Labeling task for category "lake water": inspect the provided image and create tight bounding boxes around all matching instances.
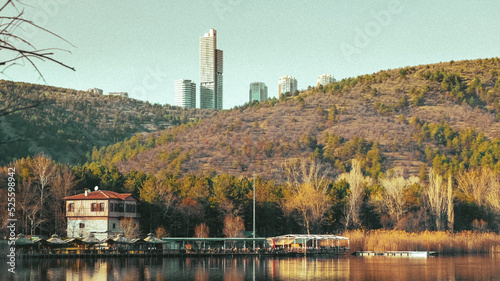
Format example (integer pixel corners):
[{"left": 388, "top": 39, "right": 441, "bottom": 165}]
[{"left": 1, "top": 254, "right": 499, "bottom": 280}]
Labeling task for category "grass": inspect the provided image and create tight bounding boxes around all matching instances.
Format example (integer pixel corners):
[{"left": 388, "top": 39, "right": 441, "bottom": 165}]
[{"left": 342, "top": 230, "right": 500, "bottom": 254}]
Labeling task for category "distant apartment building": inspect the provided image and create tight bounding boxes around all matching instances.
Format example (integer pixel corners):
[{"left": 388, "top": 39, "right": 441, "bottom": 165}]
[
  {"left": 278, "top": 75, "right": 298, "bottom": 97},
  {"left": 200, "top": 28, "right": 223, "bottom": 110},
  {"left": 249, "top": 82, "right": 268, "bottom": 102},
  {"left": 63, "top": 190, "right": 140, "bottom": 240},
  {"left": 87, "top": 88, "right": 103, "bottom": 95},
  {"left": 108, "top": 92, "right": 129, "bottom": 98},
  {"left": 174, "top": 79, "right": 196, "bottom": 108},
  {"left": 317, "top": 74, "right": 336, "bottom": 86}
]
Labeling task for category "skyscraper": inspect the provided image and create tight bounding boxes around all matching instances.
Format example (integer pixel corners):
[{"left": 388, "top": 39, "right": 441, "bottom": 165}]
[
  {"left": 200, "top": 28, "right": 223, "bottom": 109},
  {"left": 317, "top": 74, "right": 336, "bottom": 86},
  {"left": 249, "top": 82, "right": 268, "bottom": 102},
  {"left": 278, "top": 75, "right": 298, "bottom": 97},
  {"left": 174, "top": 79, "right": 196, "bottom": 108}
]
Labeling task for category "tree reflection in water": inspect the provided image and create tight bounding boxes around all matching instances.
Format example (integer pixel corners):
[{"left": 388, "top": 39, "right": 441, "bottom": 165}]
[{"left": 2, "top": 254, "right": 500, "bottom": 280}]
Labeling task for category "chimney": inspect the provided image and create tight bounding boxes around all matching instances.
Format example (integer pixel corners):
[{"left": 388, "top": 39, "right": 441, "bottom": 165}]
[{"left": 85, "top": 188, "right": 89, "bottom": 196}]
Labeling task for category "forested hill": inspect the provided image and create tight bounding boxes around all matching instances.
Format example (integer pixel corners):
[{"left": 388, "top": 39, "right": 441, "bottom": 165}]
[
  {"left": 0, "top": 80, "right": 215, "bottom": 165},
  {"left": 91, "top": 58, "right": 500, "bottom": 181}
]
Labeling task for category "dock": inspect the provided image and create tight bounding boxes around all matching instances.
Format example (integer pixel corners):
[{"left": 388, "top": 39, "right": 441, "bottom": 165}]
[{"left": 355, "top": 251, "right": 437, "bottom": 257}]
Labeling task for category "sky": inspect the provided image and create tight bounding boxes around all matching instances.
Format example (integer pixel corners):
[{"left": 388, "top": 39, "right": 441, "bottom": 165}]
[{"left": 5, "top": 0, "right": 500, "bottom": 109}]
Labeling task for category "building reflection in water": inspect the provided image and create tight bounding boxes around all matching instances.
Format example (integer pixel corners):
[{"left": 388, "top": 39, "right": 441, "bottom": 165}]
[{"left": 3, "top": 253, "right": 500, "bottom": 280}]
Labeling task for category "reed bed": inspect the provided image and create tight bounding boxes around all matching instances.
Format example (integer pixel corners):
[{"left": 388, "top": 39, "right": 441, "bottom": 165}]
[{"left": 342, "top": 230, "right": 500, "bottom": 254}]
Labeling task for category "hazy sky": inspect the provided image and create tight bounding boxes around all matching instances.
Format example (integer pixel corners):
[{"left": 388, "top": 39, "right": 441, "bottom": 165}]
[{"left": 7, "top": 0, "right": 500, "bottom": 109}]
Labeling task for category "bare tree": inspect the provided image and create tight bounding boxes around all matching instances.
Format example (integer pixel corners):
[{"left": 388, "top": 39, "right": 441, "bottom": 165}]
[
  {"left": 30, "top": 153, "right": 56, "bottom": 233},
  {"left": 447, "top": 174, "right": 454, "bottom": 232},
  {"left": 377, "top": 169, "right": 419, "bottom": 227},
  {"left": 223, "top": 215, "right": 244, "bottom": 238},
  {"left": 178, "top": 197, "right": 204, "bottom": 237},
  {"left": 457, "top": 168, "right": 489, "bottom": 206},
  {"left": 338, "top": 159, "right": 372, "bottom": 230},
  {"left": 120, "top": 217, "right": 140, "bottom": 239},
  {"left": 0, "top": 0, "right": 74, "bottom": 80},
  {"left": 0, "top": 0, "right": 74, "bottom": 138},
  {"left": 424, "top": 168, "right": 448, "bottom": 230},
  {"left": 49, "top": 166, "right": 75, "bottom": 234},
  {"left": 458, "top": 167, "right": 500, "bottom": 227},
  {"left": 281, "top": 158, "right": 332, "bottom": 234},
  {"left": 194, "top": 223, "right": 209, "bottom": 238}
]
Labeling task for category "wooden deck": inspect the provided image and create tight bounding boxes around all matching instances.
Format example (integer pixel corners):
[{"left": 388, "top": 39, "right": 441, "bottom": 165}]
[{"left": 15, "top": 247, "right": 350, "bottom": 259}]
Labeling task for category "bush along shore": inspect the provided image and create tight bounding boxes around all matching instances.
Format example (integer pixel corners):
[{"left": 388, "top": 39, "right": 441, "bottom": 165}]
[{"left": 344, "top": 230, "right": 500, "bottom": 254}]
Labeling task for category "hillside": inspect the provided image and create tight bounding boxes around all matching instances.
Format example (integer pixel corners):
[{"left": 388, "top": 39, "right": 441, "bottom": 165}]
[
  {"left": 0, "top": 80, "right": 215, "bottom": 165},
  {"left": 91, "top": 58, "right": 500, "bottom": 181}
]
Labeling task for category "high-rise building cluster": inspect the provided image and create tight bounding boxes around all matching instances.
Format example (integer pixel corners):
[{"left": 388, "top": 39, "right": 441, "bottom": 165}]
[
  {"left": 175, "top": 28, "right": 223, "bottom": 110},
  {"left": 173, "top": 29, "right": 336, "bottom": 109}
]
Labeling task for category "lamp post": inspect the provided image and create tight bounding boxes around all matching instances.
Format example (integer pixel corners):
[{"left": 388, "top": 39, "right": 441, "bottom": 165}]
[{"left": 253, "top": 173, "right": 256, "bottom": 250}]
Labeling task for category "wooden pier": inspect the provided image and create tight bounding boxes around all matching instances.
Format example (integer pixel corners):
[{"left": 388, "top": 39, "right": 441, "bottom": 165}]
[
  {"left": 15, "top": 247, "right": 350, "bottom": 259},
  {"left": 355, "top": 251, "right": 437, "bottom": 257}
]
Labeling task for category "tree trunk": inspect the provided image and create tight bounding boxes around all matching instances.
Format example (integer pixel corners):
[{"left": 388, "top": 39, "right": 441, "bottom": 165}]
[{"left": 447, "top": 175, "right": 454, "bottom": 232}]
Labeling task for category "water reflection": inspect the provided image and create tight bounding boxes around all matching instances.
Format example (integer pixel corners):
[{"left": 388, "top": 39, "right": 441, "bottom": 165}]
[{"left": 1, "top": 254, "right": 499, "bottom": 280}]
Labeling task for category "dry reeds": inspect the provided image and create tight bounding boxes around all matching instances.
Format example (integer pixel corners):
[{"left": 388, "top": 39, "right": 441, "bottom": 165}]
[{"left": 342, "top": 230, "right": 500, "bottom": 254}]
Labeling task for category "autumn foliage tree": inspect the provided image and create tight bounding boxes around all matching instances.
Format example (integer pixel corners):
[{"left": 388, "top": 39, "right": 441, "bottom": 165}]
[
  {"left": 223, "top": 215, "right": 244, "bottom": 238},
  {"left": 282, "top": 158, "right": 331, "bottom": 234}
]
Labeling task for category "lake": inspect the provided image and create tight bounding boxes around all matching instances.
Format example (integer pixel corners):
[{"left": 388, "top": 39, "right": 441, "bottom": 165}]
[{"left": 1, "top": 254, "right": 499, "bottom": 280}]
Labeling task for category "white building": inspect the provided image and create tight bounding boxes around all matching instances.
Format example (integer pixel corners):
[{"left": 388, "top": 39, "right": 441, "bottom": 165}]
[
  {"left": 108, "top": 92, "right": 129, "bottom": 98},
  {"left": 317, "top": 74, "right": 336, "bottom": 86},
  {"left": 200, "top": 28, "right": 223, "bottom": 109},
  {"left": 87, "top": 88, "right": 103, "bottom": 95},
  {"left": 249, "top": 82, "right": 268, "bottom": 102},
  {"left": 279, "top": 75, "right": 298, "bottom": 97},
  {"left": 63, "top": 190, "right": 140, "bottom": 240},
  {"left": 174, "top": 79, "right": 196, "bottom": 108}
]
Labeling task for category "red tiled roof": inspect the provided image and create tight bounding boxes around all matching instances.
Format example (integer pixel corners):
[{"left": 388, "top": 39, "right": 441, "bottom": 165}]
[{"left": 62, "top": 190, "right": 137, "bottom": 201}]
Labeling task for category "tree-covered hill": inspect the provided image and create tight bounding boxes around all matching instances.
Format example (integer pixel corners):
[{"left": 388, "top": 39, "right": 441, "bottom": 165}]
[
  {"left": 91, "top": 58, "right": 500, "bottom": 181},
  {"left": 0, "top": 80, "right": 215, "bottom": 165}
]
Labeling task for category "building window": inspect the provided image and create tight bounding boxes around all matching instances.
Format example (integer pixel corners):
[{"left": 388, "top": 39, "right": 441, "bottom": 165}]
[
  {"left": 79, "top": 223, "right": 85, "bottom": 229},
  {"left": 91, "top": 203, "right": 105, "bottom": 212},
  {"left": 116, "top": 203, "right": 124, "bottom": 212},
  {"left": 68, "top": 203, "right": 74, "bottom": 212},
  {"left": 112, "top": 223, "right": 116, "bottom": 229},
  {"left": 126, "top": 204, "right": 136, "bottom": 213},
  {"left": 110, "top": 203, "right": 114, "bottom": 212}
]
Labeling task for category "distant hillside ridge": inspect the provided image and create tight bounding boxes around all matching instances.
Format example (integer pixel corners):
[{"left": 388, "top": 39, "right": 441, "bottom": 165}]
[
  {"left": 88, "top": 58, "right": 500, "bottom": 181},
  {"left": 0, "top": 80, "right": 215, "bottom": 165}
]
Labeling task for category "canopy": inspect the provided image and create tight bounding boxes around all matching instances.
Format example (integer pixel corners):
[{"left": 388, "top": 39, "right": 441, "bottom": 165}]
[
  {"left": 15, "top": 234, "right": 34, "bottom": 246},
  {"left": 105, "top": 233, "right": 131, "bottom": 244},
  {"left": 81, "top": 233, "right": 101, "bottom": 245},
  {"left": 46, "top": 234, "right": 68, "bottom": 246},
  {"left": 144, "top": 233, "right": 165, "bottom": 244}
]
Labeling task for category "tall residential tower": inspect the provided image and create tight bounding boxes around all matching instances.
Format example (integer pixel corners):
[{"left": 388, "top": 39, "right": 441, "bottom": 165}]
[
  {"left": 200, "top": 28, "right": 223, "bottom": 109},
  {"left": 278, "top": 75, "right": 298, "bottom": 97},
  {"left": 317, "top": 74, "right": 336, "bottom": 86},
  {"left": 174, "top": 79, "right": 196, "bottom": 108},
  {"left": 249, "top": 82, "right": 268, "bottom": 102}
]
